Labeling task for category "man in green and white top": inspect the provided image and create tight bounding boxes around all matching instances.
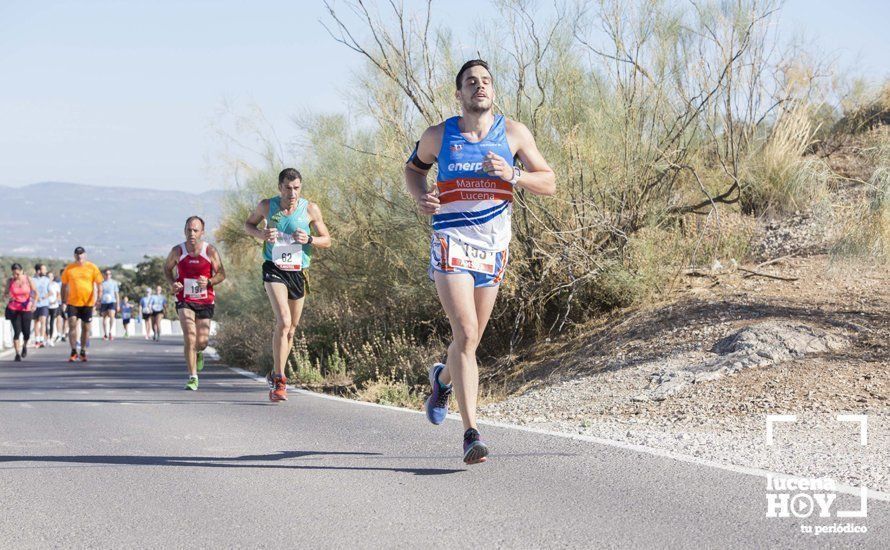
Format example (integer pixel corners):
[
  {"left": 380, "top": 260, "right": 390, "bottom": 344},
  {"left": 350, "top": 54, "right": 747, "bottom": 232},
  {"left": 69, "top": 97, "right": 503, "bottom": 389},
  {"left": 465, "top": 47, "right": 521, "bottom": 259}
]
[{"left": 243, "top": 168, "right": 332, "bottom": 402}]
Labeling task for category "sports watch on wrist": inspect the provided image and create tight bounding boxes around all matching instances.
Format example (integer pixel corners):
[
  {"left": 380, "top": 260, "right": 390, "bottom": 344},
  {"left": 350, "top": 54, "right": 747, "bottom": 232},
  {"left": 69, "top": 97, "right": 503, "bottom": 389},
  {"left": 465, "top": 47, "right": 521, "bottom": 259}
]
[
  {"left": 509, "top": 166, "right": 521, "bottom": 186},
  {"left": 306, "top": 235, "right": 314, "bottom": 245}
]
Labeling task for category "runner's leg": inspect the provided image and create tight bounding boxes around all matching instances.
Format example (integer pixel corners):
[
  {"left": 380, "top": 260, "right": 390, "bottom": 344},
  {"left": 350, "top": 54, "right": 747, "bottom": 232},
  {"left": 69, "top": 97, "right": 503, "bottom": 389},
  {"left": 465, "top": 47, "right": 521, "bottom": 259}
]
[
  {"left": 34, "top": 314, "right": 44, "bottom": 344},
  {"left": 21, "top": 311, "right": 31, "bottom": 348},
  {"left": 11, "top": 313, "right": 23, "bottom": 356},
  {"left": 178, "top": 308, "right": 198, "bottom": 377},
  {"left": 434, "top": 271, "right": 483, "bottom": 431},
  {"left": 47, "top": 309, "right": 56, "bottom": 340},
  {"left": 287, "top": 295, "right": 305, "bottom": 350},
  {"left": 264, "top": 282, "right": 293, "bottom": 378},
  {"left": 80, "top": 318, "right": 90, "bottom": 351},
  {"left": 195, "top": 317, "right": 212, "bottom": 353},
  {"left": 67, "top": 315, "right": 78, "bottom": 352},
  {"left": 437, "top": 283, "right": 501, "bottom": 383}
]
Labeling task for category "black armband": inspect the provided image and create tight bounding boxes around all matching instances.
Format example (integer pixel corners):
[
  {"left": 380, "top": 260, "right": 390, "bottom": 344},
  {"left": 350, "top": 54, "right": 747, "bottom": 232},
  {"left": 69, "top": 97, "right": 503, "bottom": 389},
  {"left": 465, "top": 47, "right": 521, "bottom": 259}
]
[{"left": 407, "top": 141, "right": 433, "bottom": 170}]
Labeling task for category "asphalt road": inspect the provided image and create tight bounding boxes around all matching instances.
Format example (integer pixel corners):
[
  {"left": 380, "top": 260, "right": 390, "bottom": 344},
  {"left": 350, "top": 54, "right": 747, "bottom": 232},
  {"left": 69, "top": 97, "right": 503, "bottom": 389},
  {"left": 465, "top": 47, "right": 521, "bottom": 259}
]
[{"left": 1, "top": 337, "right": 886, "bottom": 548}]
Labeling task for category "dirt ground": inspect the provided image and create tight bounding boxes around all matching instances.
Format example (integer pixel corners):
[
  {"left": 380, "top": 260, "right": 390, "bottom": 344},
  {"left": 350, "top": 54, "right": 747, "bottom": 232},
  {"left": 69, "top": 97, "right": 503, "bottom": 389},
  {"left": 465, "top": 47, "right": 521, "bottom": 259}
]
[{"left": 479, "top": 253, "right": 889, "bottom": 491}]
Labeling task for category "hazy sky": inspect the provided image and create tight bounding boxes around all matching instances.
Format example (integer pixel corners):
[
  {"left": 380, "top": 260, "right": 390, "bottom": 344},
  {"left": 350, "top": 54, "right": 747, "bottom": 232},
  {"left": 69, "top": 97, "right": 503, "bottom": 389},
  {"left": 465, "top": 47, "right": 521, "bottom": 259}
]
[{"left": 1, "top": 0, "right": 887, "bottom": 193}]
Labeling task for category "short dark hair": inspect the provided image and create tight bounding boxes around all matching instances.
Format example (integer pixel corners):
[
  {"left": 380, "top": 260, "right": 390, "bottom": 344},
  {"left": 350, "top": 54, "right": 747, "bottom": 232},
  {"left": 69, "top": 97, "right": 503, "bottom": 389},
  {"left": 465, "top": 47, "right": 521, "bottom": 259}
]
[
  {"left": 185, "top": 215, "right": 205, "bottom": 230},
  {"left": 11, "top": 262, "right": 22, "bottom": 271},
  {"left": 456, "top": 59, "right": 492, "bottom": 90},
  {"left": 278, "top": 168, "right": 302, "bottom": 185},
  {"left": 35, "top": 263, "right": 44, "bottom": 272}
]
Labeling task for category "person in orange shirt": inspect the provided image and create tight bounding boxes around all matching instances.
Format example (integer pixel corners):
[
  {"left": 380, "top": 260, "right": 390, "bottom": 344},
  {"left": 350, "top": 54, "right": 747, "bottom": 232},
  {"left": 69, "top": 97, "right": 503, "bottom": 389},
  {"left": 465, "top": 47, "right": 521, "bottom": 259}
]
[{"left": 60, "top": 246, "right": 104, "bottom": 362}]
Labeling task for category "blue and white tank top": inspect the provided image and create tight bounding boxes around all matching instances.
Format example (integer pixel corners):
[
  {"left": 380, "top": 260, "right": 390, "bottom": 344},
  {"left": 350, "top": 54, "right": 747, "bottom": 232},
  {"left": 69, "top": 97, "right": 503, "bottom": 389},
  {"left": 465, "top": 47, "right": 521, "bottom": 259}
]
[
  {"left": 262, "top": 196, "right": 313, "bottom": 269},
  {"left": 433, "top": 115, "right": 514, "bottom": 251}
]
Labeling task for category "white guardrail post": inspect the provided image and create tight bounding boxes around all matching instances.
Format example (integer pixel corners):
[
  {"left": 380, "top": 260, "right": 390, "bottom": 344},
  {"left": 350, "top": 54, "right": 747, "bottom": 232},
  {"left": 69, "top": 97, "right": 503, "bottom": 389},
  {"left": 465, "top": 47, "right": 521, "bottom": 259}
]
[{"left": 1, "top": 320, "right": 12, "bottom": 349}]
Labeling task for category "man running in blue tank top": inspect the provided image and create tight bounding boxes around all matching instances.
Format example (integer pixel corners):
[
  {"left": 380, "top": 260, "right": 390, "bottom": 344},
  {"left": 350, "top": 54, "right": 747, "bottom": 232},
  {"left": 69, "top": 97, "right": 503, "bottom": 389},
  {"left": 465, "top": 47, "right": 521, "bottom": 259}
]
[
  {"left": 244, "top": 168, "right": 332, "bottom": 402},
  {"left": 405, "top": 60, "right": 556, "bottom": 464}
]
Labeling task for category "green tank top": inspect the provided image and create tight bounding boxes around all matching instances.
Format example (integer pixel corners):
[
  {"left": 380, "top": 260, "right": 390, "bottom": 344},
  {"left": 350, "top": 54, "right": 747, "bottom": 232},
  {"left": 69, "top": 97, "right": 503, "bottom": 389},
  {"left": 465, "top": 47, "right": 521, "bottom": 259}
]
[{"left": 262, "top": 196, "right": 312, "bottom": 268}]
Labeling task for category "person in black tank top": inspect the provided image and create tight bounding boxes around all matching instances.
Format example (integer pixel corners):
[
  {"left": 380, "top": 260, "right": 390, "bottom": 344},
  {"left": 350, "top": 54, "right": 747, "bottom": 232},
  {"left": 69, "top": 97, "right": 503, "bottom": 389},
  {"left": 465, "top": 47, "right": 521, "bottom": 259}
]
[{"left": 405, "top": 60, "right": 557, "bottom": 465}]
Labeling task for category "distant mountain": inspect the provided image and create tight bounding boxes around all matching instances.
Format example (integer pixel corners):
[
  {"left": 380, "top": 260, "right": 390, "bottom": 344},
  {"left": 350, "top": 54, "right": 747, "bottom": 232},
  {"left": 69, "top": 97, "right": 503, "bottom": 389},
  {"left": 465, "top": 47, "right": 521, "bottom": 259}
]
[{"left": 0, "top": 182, "right": 226, "bottom": 264}]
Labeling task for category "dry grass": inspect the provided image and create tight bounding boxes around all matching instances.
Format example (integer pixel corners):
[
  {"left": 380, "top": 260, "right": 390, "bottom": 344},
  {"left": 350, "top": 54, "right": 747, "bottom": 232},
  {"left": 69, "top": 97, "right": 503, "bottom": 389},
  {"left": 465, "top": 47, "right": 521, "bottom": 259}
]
[{"left": 830, "top": 127, "right": 890, "bottom": 263}]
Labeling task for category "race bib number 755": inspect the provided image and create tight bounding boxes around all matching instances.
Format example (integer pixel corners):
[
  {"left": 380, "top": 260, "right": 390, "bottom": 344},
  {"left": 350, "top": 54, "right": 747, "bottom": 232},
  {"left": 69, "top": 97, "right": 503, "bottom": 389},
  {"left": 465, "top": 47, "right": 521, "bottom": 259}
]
[{"left": 446, "top": 238, "right": 496, "bottom": 275}]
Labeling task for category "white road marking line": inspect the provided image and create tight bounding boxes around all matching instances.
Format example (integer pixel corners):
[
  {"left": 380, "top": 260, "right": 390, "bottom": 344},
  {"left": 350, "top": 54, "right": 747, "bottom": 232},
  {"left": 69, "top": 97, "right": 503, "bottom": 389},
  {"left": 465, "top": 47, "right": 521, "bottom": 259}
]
[{"left": 226, "top": 365, "right": 890, "bottom": 503}]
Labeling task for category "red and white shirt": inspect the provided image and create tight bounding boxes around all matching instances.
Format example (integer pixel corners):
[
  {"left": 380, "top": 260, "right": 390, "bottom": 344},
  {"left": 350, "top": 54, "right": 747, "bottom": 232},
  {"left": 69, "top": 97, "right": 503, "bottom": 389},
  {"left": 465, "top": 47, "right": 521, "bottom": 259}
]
[{"left": 175, "top": 242, "right": 215, "bottom": 305}]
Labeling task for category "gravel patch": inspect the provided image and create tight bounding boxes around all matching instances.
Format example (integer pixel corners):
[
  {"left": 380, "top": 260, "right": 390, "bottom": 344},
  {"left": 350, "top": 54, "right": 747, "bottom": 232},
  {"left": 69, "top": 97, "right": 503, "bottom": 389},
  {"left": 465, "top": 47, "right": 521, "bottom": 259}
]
[
  {"left": 478, "top": 255, "right": 889, "bottom": 493},
  {"left": 480, "top": 370, "right": 889, "bottom": 493}
]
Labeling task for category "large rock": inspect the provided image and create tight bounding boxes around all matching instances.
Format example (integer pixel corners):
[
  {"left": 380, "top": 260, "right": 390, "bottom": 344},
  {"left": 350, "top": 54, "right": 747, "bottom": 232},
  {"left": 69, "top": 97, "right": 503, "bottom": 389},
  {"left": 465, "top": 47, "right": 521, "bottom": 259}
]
[{"left": 648, "top": 322, "right": 847, "bottom": 400}]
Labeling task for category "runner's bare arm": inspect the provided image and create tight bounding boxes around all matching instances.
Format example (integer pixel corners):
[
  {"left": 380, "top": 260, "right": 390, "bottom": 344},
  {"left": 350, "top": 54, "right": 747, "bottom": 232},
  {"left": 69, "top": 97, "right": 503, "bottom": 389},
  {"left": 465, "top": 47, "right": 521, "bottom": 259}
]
[
  {"left": 505, "top": 120, "right": 555, "bottom": 196},
  {"left": 27, "top": 277, "right": 38, "bottom": 311},
  {"left": 93, "top": 272, "right": 103, "bottom": 311},
  {"left": 244, "top": 199, "right": 277, "bottom": 242},
  {"left": 294, "top": 202, "right": 331, "bottom": 249},
  {"left": 207, "top": 245, "right": 226, "bottom": 286},
  {"left": 163, "top": 247, "right": 183, "bottom": 293},
  {"left": 405, "top": 124, "right": 444, "bottom": 214}
]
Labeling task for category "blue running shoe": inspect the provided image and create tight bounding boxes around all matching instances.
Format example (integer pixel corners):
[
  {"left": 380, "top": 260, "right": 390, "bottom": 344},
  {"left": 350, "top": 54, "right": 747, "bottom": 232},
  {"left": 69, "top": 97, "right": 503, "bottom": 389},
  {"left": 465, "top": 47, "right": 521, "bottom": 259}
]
[
  {"left": 424, "top": 363, "right": 452, "bottom": 425},
  {"left": 463, "top": 428, "right": 489, "bottom": 464}
]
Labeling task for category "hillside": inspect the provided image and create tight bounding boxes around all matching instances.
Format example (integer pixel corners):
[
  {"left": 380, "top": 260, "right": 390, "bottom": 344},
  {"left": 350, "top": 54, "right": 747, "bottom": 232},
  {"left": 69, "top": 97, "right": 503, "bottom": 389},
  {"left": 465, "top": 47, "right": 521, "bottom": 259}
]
[
  {"left": 0, "top": 182, "right": 224, "bottom": 264},
  {"left": 480, "top": 202, "right": 889, "bottom": 493}
]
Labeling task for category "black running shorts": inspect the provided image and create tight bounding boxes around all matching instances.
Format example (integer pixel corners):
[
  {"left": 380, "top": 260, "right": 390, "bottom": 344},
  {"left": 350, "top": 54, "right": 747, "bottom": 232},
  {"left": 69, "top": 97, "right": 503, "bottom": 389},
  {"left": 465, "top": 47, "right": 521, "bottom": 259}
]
[
  {"left": 66, "top": 305, "right": 93, "bottom": 323},
  {"left": 175, "top": 301, "right": 215, "bottom": 320},
  {"left": 262, "top": 260, "right": 306, "bottom": 300}
]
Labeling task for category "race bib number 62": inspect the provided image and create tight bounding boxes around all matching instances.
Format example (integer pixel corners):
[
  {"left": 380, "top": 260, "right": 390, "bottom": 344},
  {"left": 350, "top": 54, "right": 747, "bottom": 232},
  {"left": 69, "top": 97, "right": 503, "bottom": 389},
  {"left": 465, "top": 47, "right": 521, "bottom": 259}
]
[{"left": 272, "top": 241, "right": 303, "bottom": 271}]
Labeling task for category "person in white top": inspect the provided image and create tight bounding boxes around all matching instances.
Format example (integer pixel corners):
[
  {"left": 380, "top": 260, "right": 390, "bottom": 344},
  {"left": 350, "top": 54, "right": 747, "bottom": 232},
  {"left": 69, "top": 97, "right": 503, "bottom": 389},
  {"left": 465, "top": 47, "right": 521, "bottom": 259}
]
[{"left": 47, "top": 272, "right": 62, "bottom": 345}]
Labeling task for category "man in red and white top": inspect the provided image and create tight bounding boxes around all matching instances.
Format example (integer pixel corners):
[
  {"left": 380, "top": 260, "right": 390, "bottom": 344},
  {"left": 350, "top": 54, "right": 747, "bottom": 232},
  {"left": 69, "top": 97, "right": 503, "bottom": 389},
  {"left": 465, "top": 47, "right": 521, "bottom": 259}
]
[{"left": 163, "top": 216, "right": 227, "bottom": 391}]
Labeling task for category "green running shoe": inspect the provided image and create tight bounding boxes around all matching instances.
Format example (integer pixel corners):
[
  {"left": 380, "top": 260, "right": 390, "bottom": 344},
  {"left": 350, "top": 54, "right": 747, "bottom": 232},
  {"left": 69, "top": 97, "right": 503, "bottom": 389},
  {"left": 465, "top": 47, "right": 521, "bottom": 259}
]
[
  {"left": 185, "top": 376, "right": 199, "bottom": 391},
  {"left": 196, "top": 351, "right": 204, "bottom": 372}
]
